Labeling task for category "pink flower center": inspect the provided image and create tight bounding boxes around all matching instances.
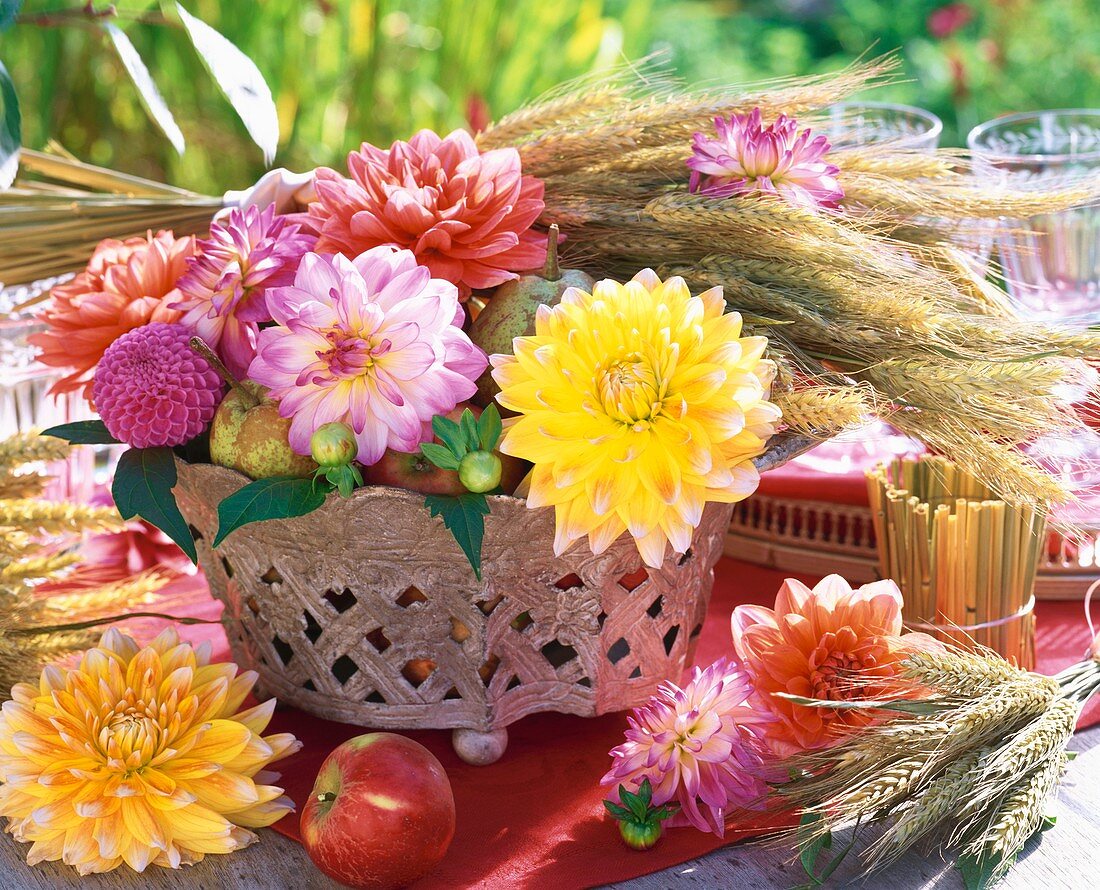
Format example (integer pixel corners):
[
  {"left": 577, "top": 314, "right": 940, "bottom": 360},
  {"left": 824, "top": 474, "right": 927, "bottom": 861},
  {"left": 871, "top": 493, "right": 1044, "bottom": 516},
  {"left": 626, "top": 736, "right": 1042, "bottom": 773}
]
[{"left": 312, "top": 329, "right": 393, "bottom": 381}]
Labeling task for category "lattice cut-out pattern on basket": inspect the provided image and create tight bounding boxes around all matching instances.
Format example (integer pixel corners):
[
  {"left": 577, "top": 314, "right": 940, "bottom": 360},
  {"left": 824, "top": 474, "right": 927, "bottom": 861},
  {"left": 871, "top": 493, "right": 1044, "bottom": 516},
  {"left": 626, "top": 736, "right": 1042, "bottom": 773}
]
[{"left": 173, "top": 459, "right": 732, "bottom": 733}]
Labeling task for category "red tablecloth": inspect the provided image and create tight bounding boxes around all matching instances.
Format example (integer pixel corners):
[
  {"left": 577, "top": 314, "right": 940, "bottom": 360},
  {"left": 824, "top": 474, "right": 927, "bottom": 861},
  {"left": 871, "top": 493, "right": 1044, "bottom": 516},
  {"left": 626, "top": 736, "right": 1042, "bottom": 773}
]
[{"left": 149, "top": 558, "right": 1100, "bottom": 890}]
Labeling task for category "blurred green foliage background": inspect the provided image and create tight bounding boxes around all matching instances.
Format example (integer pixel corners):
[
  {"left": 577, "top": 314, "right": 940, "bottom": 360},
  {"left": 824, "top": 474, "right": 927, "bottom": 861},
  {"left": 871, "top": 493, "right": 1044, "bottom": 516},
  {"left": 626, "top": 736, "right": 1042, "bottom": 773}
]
[{"left": 1, "top": 0, "right": 1098, "bottom": 193}]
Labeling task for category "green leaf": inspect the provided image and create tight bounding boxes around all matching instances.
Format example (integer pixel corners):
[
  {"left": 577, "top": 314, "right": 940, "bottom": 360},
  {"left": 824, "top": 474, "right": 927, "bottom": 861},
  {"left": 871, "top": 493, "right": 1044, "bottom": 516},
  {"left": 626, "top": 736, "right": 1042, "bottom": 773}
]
[
  {"left": 41, "top": 420, "right": 121, "bottom": 446},
  {"left": 603, "top": 801, "right": 632, "bottom": 821},
  {"left": 175, "top": 3, "right": 278, "bottom": 164},
  {"left": 214, "top": 476, "right": 327, "bottom": 546},
  {"left": 0, "top": 57, "right": 20, "bottom": 188},
  {"left": 0, "top": 2, "right": 21, "bottom": 34},
  {"left": 103, "top": 23, "right": 185, "bottom": 155},
  {"left": 798, "top": 813, "right": 831, "bottom": 883},
  {"left": 958, "top": 852, "right": 1002, "bottom": 890},
  {"left": 477, "top": 403, "right": 503, "bottom": 451},
  {"left": 420, "top": 442, "right": 461, "bottom": 470},
  {"left": 432, "top": 415, "right": 468, "bottom": 459},
  {"left": 112, "top": 448, "right": 196, "bottom": 563},
  {"left": 775, "top": 692, "right": 947, "bottom": 715},
  {"left": 460, "top": 409, "right": 480, "bottom": 451},
  {"left": 425, "top": 492, "right": 489, "bottom": 579},
  {"left": 320, "top": 464, "right": 361, "bottom": 498}
]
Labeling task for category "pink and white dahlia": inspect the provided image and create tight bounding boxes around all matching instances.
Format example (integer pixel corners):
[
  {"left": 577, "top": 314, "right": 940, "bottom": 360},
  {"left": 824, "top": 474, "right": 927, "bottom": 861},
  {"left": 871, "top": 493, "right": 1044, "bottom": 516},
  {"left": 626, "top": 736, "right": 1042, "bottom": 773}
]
[
  {"left": 172, "top": 205, "right": 315, "bottom": 378},
  {"left": 249, "top": 247, "right": 487, "bottom": 465},
  {"left": 301, "top": 129, "right": 547, "bottom": 297},
  {"left": 687, "top": 108, "right": 844, "bottom": 209},
  {"left": 601, "top": 658, "right": 774, "bottom": 836}
]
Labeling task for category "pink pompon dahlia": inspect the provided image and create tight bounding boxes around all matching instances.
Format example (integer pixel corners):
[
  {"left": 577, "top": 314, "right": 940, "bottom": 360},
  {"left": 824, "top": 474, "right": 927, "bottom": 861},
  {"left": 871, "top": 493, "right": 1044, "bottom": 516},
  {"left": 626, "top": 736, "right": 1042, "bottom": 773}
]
[
  {"left": 687, "top": 109, "right": 844, "bottom": 209},
  {"left": 731, "top": 575, "right": 941, "bottom": 756},
  {"left": 249, "top": 247, "right": 487, "bottom": 465},
  {"left": 601, "top": 658, "right": 774, "bottom": 836},
  {"left": 172, "top": 205, "right": 316, "bottom": 379},
  {"left": 30, "top": 232, "right": 195, "bottom": 402},
  {"left": 300, "top": 129, "right": 548, "bottom": 297},
  {"left": 92, "top": 322, "right": 224, "bottom": 448}
]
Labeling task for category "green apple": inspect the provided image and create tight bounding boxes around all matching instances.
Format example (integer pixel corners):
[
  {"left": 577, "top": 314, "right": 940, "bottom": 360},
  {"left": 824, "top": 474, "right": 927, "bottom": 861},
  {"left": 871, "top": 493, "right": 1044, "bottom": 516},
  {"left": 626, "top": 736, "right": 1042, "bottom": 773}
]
[{"left": 209, "top": 382, "right": 317, "bottom": 480}]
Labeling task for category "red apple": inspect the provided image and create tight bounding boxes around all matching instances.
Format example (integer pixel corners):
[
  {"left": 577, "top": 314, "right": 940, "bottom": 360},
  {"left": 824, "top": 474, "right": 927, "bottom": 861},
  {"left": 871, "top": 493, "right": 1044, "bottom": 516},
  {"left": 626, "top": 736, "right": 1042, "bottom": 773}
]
[
  {"left": 300, "top": 733, "right": 455, "bottom": 889},
  {"left": 362, "top": 402, "right": 528, "bottom": 496}
]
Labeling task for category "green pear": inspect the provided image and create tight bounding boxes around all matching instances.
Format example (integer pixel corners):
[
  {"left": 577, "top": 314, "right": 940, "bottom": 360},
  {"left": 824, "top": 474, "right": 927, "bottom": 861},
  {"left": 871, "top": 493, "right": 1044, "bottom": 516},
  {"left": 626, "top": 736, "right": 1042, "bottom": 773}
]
[
  {"left": 209, "top": 381, "right": 317, "bottom": 480},
  {"left": 469, "top": 224, "right": 595, "bottom": 407}
]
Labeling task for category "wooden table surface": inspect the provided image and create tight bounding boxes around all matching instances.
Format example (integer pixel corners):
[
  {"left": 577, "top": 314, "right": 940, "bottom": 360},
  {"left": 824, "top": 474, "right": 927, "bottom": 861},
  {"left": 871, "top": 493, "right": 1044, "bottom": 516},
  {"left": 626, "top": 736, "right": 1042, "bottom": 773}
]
[{"left": 3, "top": 724, "right": 1097, "bottom": 890}]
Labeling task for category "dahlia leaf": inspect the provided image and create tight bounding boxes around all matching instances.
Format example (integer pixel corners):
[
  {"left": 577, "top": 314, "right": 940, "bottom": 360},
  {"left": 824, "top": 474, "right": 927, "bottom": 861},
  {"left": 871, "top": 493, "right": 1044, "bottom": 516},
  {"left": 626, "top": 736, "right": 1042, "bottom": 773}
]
[
  {"left": 776, "top": 692, "right": 946, "bottom": 715},
  {"left": 103, "top": 23, "right": 185, "bottom": 156},
  {"left": 431, "top": 415, "right": 468, "bottom": 459},
  {"left": 214, "top": 476, "right": 327, "bottom": 547},
  {"left": 798, "top": 813, "right": 831, "bottom": 882},
  {"left": 603, "top": 801, "right": 632, "bottom": 821},
  {"left": 42, "top": 419, "right": 121, "bottom": 445},
  {"left": 175, "top": 3, "right": 278, "bottom": 164},
  {"left": 460, "top": 409, "right": 481, "bottom": 451},
  {"left": 425, "top": 492, "right": 489, "bottom": 580},
  {"left": 0, "top": 57, "right": 19, "bottom": 189},
  {"left": 477, "top": 404, "right": 503, "bottom": 452},
  {"left": 112, "top": 447, "right": 197, "bottom": 563},
  {"left": 958, "top": 851, "right": 1001, "bottom": 890},
  {"left": 421, "top": 442, "right": 461, "bottom": 471}
]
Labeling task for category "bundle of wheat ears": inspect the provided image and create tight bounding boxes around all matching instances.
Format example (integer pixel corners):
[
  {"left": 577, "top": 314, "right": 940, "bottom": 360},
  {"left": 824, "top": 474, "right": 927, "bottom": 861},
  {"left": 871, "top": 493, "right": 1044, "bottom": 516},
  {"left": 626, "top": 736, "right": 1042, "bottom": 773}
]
[
  {"left": 0, "top": 431, "right": 176, "bottom": 694},
  {"left": 4, "top": 58, "right": 1099, "bottom": 508},
  {"left": 480, "top": 57, "right": 1100, "bottom": 509},
  {"left": 778, "top": 646, "right": 1100, "bottom": 887}
]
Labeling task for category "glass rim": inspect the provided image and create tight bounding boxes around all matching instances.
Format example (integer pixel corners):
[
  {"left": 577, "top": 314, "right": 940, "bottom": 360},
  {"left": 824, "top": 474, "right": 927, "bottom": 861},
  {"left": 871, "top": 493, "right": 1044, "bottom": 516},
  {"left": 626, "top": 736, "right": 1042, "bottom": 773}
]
[
  {"left": 826, "top": 101, "right": 943, "bottom": 148},
  {"left": 967, "top": 109, "right": 1100, "bottom": 163}
]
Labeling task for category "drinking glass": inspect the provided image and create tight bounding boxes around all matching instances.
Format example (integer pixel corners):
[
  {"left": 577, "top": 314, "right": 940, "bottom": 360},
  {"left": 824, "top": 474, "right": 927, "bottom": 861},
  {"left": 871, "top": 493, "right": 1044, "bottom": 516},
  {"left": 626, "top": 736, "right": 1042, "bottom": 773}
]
[
  {"left": 1, "top": 278, "right": 100, "bottom": 502},
  {"left": 968, "top": 110, "right": 1100, "bottom": 323},
  {"left": 794, "top": 103, "right": 942, "bottom": 475},
  {"left": 823, "top": 101, "right": 943, "bottom": 151}
]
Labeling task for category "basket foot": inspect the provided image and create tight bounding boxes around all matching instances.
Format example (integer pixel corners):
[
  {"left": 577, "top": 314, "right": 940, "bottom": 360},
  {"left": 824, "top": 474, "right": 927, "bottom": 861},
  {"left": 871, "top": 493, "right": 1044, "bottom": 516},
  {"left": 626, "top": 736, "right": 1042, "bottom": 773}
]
[{"left": 452, "top": 728, "right": 508, "bottom": 765}]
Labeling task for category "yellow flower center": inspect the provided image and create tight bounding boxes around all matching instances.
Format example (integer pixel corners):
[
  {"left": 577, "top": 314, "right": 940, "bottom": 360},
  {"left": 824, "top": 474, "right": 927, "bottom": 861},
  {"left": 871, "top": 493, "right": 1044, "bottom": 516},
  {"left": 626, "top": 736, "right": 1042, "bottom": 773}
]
[
  {"left": 98, "top": 699, "right": 165, "bottom": 771},
  {"left": 596, "top": 352, "right": 664, "bottom": 429}
]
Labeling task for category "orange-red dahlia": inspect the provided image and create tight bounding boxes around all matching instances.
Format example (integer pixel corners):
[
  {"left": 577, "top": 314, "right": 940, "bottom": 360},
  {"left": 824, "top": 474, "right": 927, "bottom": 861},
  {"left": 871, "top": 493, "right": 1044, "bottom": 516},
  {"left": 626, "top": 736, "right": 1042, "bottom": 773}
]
[
  {"left": 731, "top": 575, "right": 938, "bottom": 755},
  {"left": 0, "top": 628, "right": 300, "bottom": 874},
  {"left": 302, "top": 129, "right": 547, "bottom": 296},
  {"left": 30, "top": 231, "right": 195, "bottom": 401}
]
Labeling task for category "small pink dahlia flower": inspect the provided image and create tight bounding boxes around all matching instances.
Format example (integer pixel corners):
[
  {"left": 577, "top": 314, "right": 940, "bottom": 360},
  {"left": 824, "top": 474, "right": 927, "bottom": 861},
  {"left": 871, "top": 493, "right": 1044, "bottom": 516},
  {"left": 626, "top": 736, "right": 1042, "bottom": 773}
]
[
  {"left": 92, "top": 322, "right": 224, "bottom": 448},
  {"left": 172, "top": 205, "right": 316, "bottom": 379},
  {"left": 687, "top": 108, "right": 844, "bottom": 209},
  {"left": 601, "top": 658, "right": 775, "bottom": 836},
  {"left": 300, "top": 129, "right": 548, "bottom": 297},
  {"left": 249, "top": 247, "right": 487, "bottom": 465}
]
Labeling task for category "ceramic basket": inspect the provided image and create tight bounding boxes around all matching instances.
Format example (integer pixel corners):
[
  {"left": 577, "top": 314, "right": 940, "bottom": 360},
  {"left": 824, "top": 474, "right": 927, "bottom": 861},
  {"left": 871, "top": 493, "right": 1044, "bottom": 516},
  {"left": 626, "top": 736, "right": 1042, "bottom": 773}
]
[{"left": 173, "top": 437, "right": 809, "bottom": 764}]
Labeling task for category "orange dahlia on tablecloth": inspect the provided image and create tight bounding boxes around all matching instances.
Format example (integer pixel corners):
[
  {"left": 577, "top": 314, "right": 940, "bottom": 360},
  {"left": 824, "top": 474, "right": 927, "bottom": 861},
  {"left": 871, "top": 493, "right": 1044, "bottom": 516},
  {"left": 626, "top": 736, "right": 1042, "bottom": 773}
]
[
  {"left": 0, "top": 628, "right": 300, "bottom": 875},
  {"left": 731, "top": 575, "right": 939, "bottom": 755},
  {"left": 301, "top": 129, "right": 548, "bottom": 297},
  {"left": 29, "top": 231, "right": 195, "bottom": 402}
]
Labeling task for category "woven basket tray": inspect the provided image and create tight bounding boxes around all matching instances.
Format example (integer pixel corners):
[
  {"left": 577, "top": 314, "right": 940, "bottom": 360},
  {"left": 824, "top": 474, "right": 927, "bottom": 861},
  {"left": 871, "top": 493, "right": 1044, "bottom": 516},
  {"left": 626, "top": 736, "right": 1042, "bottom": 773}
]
[{"left": 173, "top": 434, "right": 812, "bottom": 764}]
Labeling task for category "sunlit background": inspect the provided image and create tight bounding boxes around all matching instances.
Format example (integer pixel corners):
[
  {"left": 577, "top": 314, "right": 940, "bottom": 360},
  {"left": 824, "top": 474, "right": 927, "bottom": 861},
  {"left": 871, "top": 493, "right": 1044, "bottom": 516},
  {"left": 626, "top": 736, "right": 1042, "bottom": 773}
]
[{"left": 3, "top": 0, "right": 1099, "bottom": 191}]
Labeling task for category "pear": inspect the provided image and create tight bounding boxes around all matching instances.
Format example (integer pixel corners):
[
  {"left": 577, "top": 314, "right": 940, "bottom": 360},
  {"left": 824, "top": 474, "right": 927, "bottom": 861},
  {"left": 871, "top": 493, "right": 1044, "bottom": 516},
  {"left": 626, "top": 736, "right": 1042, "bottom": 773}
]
[
  {"left": 469, "top": 224, "right": 595, "bottom": 407},
  {"left": 189, "top": 337, "right": 316, "bottom": 480}
]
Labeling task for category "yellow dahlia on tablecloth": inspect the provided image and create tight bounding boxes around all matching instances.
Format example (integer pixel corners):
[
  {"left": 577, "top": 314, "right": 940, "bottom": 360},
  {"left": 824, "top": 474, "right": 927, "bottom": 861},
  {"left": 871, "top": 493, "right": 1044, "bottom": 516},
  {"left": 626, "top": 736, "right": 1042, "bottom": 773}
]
[
  {"left": 492, "top": 269, "right": 780, "bottom": 567},
  {"left": 0, "top": 628, "right": 300, "bottom": 875}
]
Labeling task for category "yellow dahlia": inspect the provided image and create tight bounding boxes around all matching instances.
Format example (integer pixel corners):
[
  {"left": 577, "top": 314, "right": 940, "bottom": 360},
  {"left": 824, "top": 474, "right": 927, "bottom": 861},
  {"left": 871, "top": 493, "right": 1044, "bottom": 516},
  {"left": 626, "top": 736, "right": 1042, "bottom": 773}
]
[
  {"left": 492, "top": 269, "right": 779, "bottom": 567},
  {"left": 0, "top": 628, "right": 300, "bottom": 874}
]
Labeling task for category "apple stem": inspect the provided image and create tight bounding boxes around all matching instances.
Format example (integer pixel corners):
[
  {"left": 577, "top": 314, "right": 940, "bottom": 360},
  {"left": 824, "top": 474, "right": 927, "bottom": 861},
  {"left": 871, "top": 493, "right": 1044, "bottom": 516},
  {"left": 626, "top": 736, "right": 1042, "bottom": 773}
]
[
  {"left": 188, "top": 337, "right": 259, "bottom": 407},
  {"left": 317, "top": 791, "right": 338, "bottom": 804},
  {"left": 542, "top": 223, "right": 560, "bottom": 282}
]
